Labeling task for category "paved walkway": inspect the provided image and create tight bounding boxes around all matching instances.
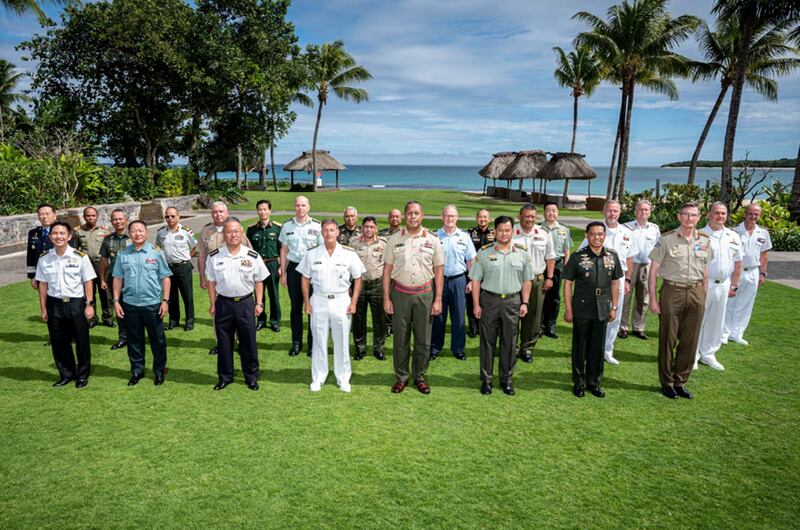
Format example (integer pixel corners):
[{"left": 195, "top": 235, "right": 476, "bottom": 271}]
[{"left": 2, "top": 209, "right": 798, "bottom": 289}]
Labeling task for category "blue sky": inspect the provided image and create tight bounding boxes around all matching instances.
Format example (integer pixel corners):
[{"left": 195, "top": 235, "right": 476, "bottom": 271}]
[{"left": 1, "top": 0, "right": 798, "bottom": 166}]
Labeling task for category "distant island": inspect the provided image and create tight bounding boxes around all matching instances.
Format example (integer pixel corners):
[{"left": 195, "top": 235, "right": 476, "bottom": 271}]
[{"left": 661, "top": 158, "right": 796, "bottom": 168}]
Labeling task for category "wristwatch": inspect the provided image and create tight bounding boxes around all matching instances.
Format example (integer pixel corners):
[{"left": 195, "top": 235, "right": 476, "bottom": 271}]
[
  {"left": 521, "top": 301, "right": 529, "bottom": 306},
  {"left": 256, "top": 303, "right": 265, "bottom": 308},
  {"left": 545, "top": 276, "right": 553, "bottom": 281},
  {"left": 86, "top": 300, "right": 95, "bottom": 306},
  {"left": 760, "top": 272, "right": 767, "bottom": 278},
  {"left": 112, "top": 298, "right": 120, "bottom": 303},
  {"left": 611, "top": 306, "right": 618, "bottom": 311},
  {"left": 162, "top": 298, "right": 169, "bottom": 303}
]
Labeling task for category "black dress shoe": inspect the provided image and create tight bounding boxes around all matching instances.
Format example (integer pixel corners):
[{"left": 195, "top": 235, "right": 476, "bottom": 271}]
[
  {"left": 88, "top": 321, "right": 97, "bottom": 329},
  {"left": 501, "top": 383, "right": 515, "bottom": 396},
  {"left": 453, "top": 352, "right": 466, "bottom": 361},
  {"left": 572, "top": 384, "right": 585, "bottom": 398},
  {"left": 103, "top": 320, "right": 116, "bottom": 328},
  {"left": 154, "top": 374, "right": 165, "bottom": 386},
  {"left": 631, "top": 330, "right": 648, "bottom": 340},
  {"left": 270, "top": 323, "right": 280, "bottom": 332},
  {"left": 75, "top": 378, "right": 88, "bottom": 388},
  {"left": 289, "top": 342, "right": 301, "bottom": 356},
  {"left": 247, "top": 381, "right": 259, "bottom": 391},
  {"left": 429, "top": 350, "right": 440, "bottom": 361},
  {"left": 661, "top": 386, "right": 678, "bottom": 399},
  {"left": 480, "top": 382, "right": 492, "bottom": 395},
  {"left": 53, "top": 377, "right": 72, "bottom": 387},
  {"left": 208, "top": 345, "right": 218, "bottom": 356},
  {"left": 617, "top": 329, "right": 628, "bottom": 339},
  {"left": 255, "top": 321, "right": 266, "bottom": 331},
  {"left": 468, "top": 330, "right": 478, "bottom": 338},
  {"left": 518, "top": 353, "right": 533, "bottom": 364},
  {"left": 374, "top": 351, "right": 386, "bottom": 361},
  {"left": 111, "top": 340, "right": 127, "bottom": 350},
  {"left": 213, "top": 380, "right": 231, "bottom": 391},
  {"left": 165, "top": 321, "right": 178, "bottom": 330},
  {"left": 587, "top": 385, "right": 606, "bottom": 398},
  {"left": 128, "top": 373, "right": 144, "bottom": 386},
  {"left": 354, "top": 351, "right": 366, "bottom": 361},
  {"left": 675, "top": 386, "right": 693, "bottom": 399},
  {"left": 184, "top": 323, "right": 194, "bottom": 331}
]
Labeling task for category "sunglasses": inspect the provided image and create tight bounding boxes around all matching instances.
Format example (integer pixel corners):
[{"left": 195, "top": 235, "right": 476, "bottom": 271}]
[{"left": 164, "top": 215, "right": 177, "bottom": 219}]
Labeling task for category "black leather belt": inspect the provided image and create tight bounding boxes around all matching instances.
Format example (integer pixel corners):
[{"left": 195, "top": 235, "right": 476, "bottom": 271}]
[
  {"left": 47, "top": 296, "right": 84, "bottom": 304},
  {"left": 481, "top": 290, "right": 518, "bottom": 299},
  {"left": 169, "top": 260, "right": 190, "bottom": 267},
  {"left": 445, "top": 272, "right": 466, "bottom": 281},
  {"left": 217, "top": 294, "right": 252, "bottom": 302}
]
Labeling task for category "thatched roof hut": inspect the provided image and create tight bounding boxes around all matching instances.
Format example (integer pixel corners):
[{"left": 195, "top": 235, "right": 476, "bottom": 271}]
[
  {"left": 537, "top": 152, "right": 597, "bottom": 199},
  {"left": 497, "top": 150, "right": 549, "bottom": 191},
  {"left": 478, "top": 151, "right": 518, "bottom": 194},
  {"left": 283, "top": 150, "right": 346, "bottom": 189}
]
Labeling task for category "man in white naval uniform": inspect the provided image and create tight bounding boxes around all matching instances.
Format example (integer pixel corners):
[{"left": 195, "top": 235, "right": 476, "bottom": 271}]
[
  {"left": 620, "top": 199, "right": 660, "bottom": 340},
  {"left": 695, "top": 202, "right": 742, "bottom": 371},
  {"left": 578, "top": 200, "right": 636, "bottom": 365},
  {"left": 298, "top": 219, "right": 365, "bottom": 393},
  {"left": 723, "top": 203, "right": 772, "bottom": 346}
]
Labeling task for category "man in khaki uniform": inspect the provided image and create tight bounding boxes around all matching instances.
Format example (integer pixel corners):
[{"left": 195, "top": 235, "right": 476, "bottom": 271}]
[
  {"left": 469, "top": 215, "right": 533, "bottom": 396},
  {"left": 383, "top": 201, "right": 444, "bottom": 395},
  {"left": 512, "top": 204, "right": 556, "bottom": 363},
  {"left": 350, "top": 216, "right": 388, "bottom": 361},
  {"left": 649, "top": 202, "right": 714, "bottom": 400},
  {"left": 75, "top": 206, "right": 112, "bottom": 327}
]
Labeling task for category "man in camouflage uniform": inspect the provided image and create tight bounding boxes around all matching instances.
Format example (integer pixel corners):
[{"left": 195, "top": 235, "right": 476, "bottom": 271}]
[
  {"left": 466, "top": 208, "right": 495, "bottom": 338},
  {"left": 99, "top": 209, "right": 131, "bottom": 349},
  {"left": 337, "top": 206, "right": 361, "bottom": 246}
]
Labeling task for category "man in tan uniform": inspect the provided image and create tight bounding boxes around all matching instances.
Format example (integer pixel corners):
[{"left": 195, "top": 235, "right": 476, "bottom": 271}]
[
  {"left": 649, "top": 202, "right": 714, "bottom": 400},
  {"left": 74, "top": 207, "right": 112, "bottom": 327},
  {"left": 383, "top": 201, "right": 444, "bottom": 394},
  {"left": 350, "top": 216, "right": 389, "bottom": 360}
]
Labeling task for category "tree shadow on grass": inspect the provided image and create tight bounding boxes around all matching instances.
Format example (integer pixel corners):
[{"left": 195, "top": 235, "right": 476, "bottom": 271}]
[
  {"left": 91, "top": 363, "right": 218, "bottom": 386},
  {"left": 0, "top": 332, "right": 52, "bottom": 345},
  {"left": 613, "top": 349, "right": 657, "bottom": 363},
  {"left": 514, "top": 370, "right": 573, "bottom": 392},
  {"left": 0, "top": 365, "right": 54, "bottom": 382}
]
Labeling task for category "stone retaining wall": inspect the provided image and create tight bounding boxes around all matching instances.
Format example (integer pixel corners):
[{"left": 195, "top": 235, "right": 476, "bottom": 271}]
[{"left": 0, "top": 195, "right": 199, "bottom": 252}]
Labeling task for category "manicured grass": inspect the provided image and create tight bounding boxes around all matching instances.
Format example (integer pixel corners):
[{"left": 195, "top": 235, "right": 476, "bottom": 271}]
[
  {"left": 239, "top": 189, "right": 604, "bottom": 220},
  {"left": 1, "top": 275, "right": 798, "bottom": 528}
]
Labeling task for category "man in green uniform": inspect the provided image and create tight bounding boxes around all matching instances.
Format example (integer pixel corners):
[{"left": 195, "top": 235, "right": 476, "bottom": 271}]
[
  {"left": 379, "top": 208, "right": 403, "bottom": 336},
  {"left": 466, "top": 208, "right": 495, "bottom": 337},
  {"left": 563, "top": 222, "right": 623, "bottom": 399},
  {"left": 350, "top": 216, "right": 388, "bottom": 360},
  {"left": 99, "top": 209, "right": 131, "bottom": 349},
  {"left": 541, "top": 201, "right": 572, "bottom": 338},
  {"left": 247, "top": 199, "right": 282, "bottom": 332},
  {"left": 383, "top": 201, "right": 444, "bottom": 395},
  {"left": 649, "top": 202, "right": 714, "bottom": 400},
  {"left": 469, "top": 215, "right": 533, "bottom": 396},
  {"left": 75, "top": 206, "right": 112, "bottom": 327},
  {"left": 337, "top": 206, "right": 361, "bottom": 245}
]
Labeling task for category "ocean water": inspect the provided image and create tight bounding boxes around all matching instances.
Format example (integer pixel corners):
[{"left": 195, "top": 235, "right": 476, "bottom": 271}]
[{"left": 218, "top": 165, "right": 795, "bottom": 196}]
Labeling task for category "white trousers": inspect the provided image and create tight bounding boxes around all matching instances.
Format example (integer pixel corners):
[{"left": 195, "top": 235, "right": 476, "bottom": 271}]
[
  {"left": 698, "top": 279, "right": 729, "bottom": 358},
  {"left": 310, "top": 293, "right": 352, "bottom": 386},
  {"left": 605, "top": 279, "right": 626, "bottom": 356},
  {"left": 723, "top": 269, "right": 759, "bottom": 341}
]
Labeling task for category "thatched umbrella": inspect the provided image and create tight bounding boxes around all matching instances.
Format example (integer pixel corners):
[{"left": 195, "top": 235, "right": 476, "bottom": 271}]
[
  {"left": 478, "top": 151, "right": 517, "bottom": 194},
  {"left": 497, "top": 150, "right": 548, "bottom": 193},
  {"left": 538, "top": 152, "right": 597, "bottom": 200},
  {"left": 283, "top": 150, "right": 347, "bottom": 189}
]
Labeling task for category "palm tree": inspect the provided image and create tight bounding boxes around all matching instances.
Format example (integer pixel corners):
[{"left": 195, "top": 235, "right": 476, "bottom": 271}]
[
  {"left": 0, "top": 59, "right": 30, "bottom": 143},
  {"left": 687, "top": 19, "right": 800, "bottom": 184},
  {"left": 712, "top": 0, "right": 800, "bottom": 202},
  {"left": 2, "top": 0, "right": 65, "bottom": 22},
  {"left": 575, "top": 0, "right": 699, "bottom": 199},
  {"left": 266, "top": 90, "right": 313, "bottom": 191},
  {"left": 552, "top": 46, "right": 602, "bottom": 200},
  {"left": 305, "top": 40, "right": 371, "bottom": 191}
]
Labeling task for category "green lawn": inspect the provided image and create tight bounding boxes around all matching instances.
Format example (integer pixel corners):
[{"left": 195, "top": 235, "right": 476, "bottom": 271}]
[
  {"left": 1, "top": 275, "right": 798, "bottom": 528},
  {"left": 238, "top": 189, "right": 604, "bottom": 221}
]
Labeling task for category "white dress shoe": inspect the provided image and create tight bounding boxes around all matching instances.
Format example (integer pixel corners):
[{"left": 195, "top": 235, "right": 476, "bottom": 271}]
[
  {"left": 339, "top": 382, "right": 351, "bottom": 393},
  {"left": 604, "top": 352, "right": 620, "bottom": 365},
  {"left": 309, "top": 381, "right": 322, "bottom": 392},
  {"left": 731, "top": 337, "right": 749, "bottom": 346},
  {"left": 700, "top": 355, "right": 725, "bottom": 371}
]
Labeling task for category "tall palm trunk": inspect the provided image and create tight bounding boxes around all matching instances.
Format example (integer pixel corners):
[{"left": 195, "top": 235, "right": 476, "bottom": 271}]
[
  {"left": 607, "top": 90, "right": 626, "bottom": 199},
  {"left": 688, "top": 83, "right": 729, "bottom": 185},
  {"left": 235, "top": 144, "right": 242, "bottom": 188},
  {"left": 721, "top": 17, "right": 756, "bottom": 203},
  {"left": 570, "top": 94, "right": 578, "bottom": 152},
  {"left": 258, "top": 149, "right": 266, "bottom": 189},
  {"left": 270, "top": 131, "right": 278, "bottom": 192},
  {"left": 789, "top": 143, "right": 800, "bottom": 223},
  {"left": 615, "top": 76, "right": 635, "bottom": 199},
  {"left": 311, "top": 99, "right": 324, "bottom": 192}
]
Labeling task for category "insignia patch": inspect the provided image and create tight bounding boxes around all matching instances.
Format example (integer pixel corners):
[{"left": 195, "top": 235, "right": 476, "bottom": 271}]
[
  {"left": 241, "top": 260, "right": 252, "bottom": 267},
  {"left": 145, "top": 258, "right": 157, "bottom": 264}
]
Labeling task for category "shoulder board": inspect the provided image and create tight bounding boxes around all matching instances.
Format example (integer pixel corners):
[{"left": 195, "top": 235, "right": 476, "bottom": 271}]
[
  {"left": 428, "top": 231, "right": 439, "bottom": 238},
  {"left": 606, "top": 248, "right": 619, "bottom": 256},
  {"left": 514, "top": 243, "right": 527, "bottom": 251},
  {"left": 184, "top": 227, "right": 193, "bottom": 234},
  {"left": 209, "top": 249, "right": 220, "bottom": 257},
  {"left": 152, "top": 244, "right": 162, "bottom": 251},
  {"left": 698, "top": 232, "right": 709, "bottom": 238},
  {"left": 273, "top": 221, "right": 282, "bottom": 227},
  {"left": 203, "top": 222, "right": 215, "bottom": 229},
  {"left": 341, "top": 245, "right": 356, "bottom": 252},
  {"left": 662, "top": 229, "right": 676, "bottom": 237},
  {"left": 619, "top": 223, "right": 633, "bottom": 231},
  {"left": 74, "top": 249, "right": 87, "bottom": 257},
  {"left": 156, "top": 226, "right": 167, "bottom": 233},
  {"left": 103, "top": 232, "right": 115, "bottom": 238},
  {"left": 481, "top": 243, "right": 493, "bottom": 250},
  {"left": 247, "top": 249, "right": 259, "bottom": 258},
  {"left": 310, "top": 217, "right": 319, "bottom": 223},
  {"left": 40, "top": 249, "right": 50, "bottom": 257}
]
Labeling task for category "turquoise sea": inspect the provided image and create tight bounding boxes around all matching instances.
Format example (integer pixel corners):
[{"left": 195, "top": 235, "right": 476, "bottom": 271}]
[{"left": 218, "top": 165, "right": 795, "bottom": 196}]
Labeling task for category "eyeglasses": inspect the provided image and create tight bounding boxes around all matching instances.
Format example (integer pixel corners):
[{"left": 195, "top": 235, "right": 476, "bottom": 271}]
[{"left": 164, "top": 215, "right": 177, "bottom": 219}]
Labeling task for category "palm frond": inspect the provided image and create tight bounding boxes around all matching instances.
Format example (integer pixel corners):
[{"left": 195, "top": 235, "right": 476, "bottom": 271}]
[{"left": 332, "top": 86, "right": 368, "bottom": 103}]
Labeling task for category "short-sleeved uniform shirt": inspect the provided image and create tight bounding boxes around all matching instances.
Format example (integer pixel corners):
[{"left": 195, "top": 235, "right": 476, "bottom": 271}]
[
  {"left": 512, "top": 224, "right": 557, "bottom": 274},
  {"left": 349, "top": 236, "right": 388, "bottom": 281},
  {"left": 279, "top": 217, "right": 323, "bottom": 263},
  {"left": 337, "top": 224, "right": 361, "bottom": 246},
  {"left": 467, "top": 225, "right": 495, "bottom": 251},
  {"left": 469, "top": 243, "right": 534, "bottom": 295},
  {"left": 624, "top": 220, "right": 661, "bottom": 264},
  {"left": 112, "top": 242, "right": 172, "bottom": 306},
  {"left": 197, "top": 223, "right": 253, "bottom": 258},
  {"left": 156, "top": 224, "right": 197, "bottom": 264},
  {"left": 99, "top": 232, "right": 131, "bottom": 274},
  {"left": 733, "top": 223, "right": 772, "bottom": 269},
  {"left": 246, "top": 220, "right": 282, "bottom": 261},
  {"left": 384, "top": 228, "right": 445, "bottom": 287},
  {"left": 563, "top": 247, "right": 623, "bottom": 320},
  {"left": 74, "top": 224, "right": 112, "bottom": 262},
  {"left": 542, "top": 221, "right": 572, "bottom": 259},
  {"left": 579, "top": 222, "right": 638, "bottom": 273},
  {"left": 649, "top": 230, "right": 714, "bottom": 282},
  {"left": 378, "top": 226, "right": 401, "bottom": 238},
  {"left": 35, "top": 247, "right": 97, "bottom": 299},
  {"left": 436, "top": 227, "right": 476, "bottom": 277},
  {"left": 205, "top": 246, "right": 269, "bottom": 298},
  {"left": 701, "top": 225, "right": 742, "bottom": 281},
  {"left": 297, "top": 244, "right": 366, "bottom": 294}
]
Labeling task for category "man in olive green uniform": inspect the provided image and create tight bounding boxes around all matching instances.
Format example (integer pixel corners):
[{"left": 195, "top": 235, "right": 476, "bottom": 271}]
[
  {"left": 247, "top": 199, "right": 282, "bottom": 332},
  {"left": 649, "top": 202, "right": 714, "bottom": 400},
  {"left": 99, "top": 209, "right": 131, "bottom": 349},
  {"left": 469, "top": 215, "right": 533, "bottom": 396},
  {"left": 350, "top": 216, "right": 388, "bottom": 360},
  {"left": 466, "top": 208, "right": 495, "bottom": 338},
  {"left": 563, "top": 222, "right": 623, "bottom": 399},
  {"left": 383, "top": 201, "right": 444, "bottom": 395},
  {"left": 379, "top": 208, "right": 403, "bottom": 336},
  {"left": 541, "top": 201, "right": 572, "bottom": 338},
  {"left": 75, "top": 206, "right": 112, "bottom": 327},
  {"left": 337, "top": 206, "right": 361, "bottom": 246}
]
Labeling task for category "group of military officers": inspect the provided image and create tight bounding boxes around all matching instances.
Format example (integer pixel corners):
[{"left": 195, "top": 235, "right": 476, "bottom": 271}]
[{"left": 27, "top": 195, "right": 772, "bottom": 399}]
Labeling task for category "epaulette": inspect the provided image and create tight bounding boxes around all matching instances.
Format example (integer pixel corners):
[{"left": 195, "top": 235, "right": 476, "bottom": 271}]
[
  {"left": 74, "top": 249, "right": 87, "bottom": 257},
  {"left": 378, "top": 236, "right": 388, "bottom": 243},
  {"left": 273, "top": 221, "right": 282, "bottom": 227},
  {"left": 428, "top": 230, "right": 439, "bottom": 238},
  {"left": 481, "top": 243, "right": 493, "bottom": 250},
  {"left": 513, "top": 243, "right": 527, "bottom": 251},
  {"left": 605, "top": 247, "right": 619, "bottom": 256},
  {"left": 309, "top": 243, "right": 320, "bottom": 250},
  {"left": 662, "top": 229, "right": 676, "bottom": 237},
  {"left": 209, "top": 248, "right": 220, "bottom": 257},
  {"left": 153, "top": 244, "right": 162, "bottom": 251},
  {"left": 103, "top": 232, "right": 115, "bottom": 238},
  {"left": 247, "top": 249, "right": 259, "bottom": 259},
  {"left": 203, "top": 222, "right": 215, "bottom": 230},
  {"left": 341, "top": 245, "right": 356, "bottom": 252},
  {"left": 698, "top": 231, "right": 709, "bottom": 238},
  {"left": 40, "top": 249, "right": 50, "bottom": 257},
  {"left": 619, "top": 223, "right": 633, "bottom": 231}
]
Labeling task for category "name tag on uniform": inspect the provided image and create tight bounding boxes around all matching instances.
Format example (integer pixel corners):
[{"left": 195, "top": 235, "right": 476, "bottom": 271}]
[
  {"left": 145, "top": 258, "right": 157, "bottom": 264},
  {"left": 313, "top": 261, "right": 322, "bottom": 265},
  {"left": 66, "top": 260, "right": 80, "bottom": 268},
  {"left": 176, "top": 235, "right": 184, "bottom": 240},
  {"left": 286, "top": 232, "right": 295, "bottom": 236},
  {"left": 488, "top": 257, "right": 498, "bottom": 261},
  {"left": 241, "top": 259, "right": 252, "bottom": 267},
  {"left": 308, "top": 230, "right": 319, "bottom": 236}
]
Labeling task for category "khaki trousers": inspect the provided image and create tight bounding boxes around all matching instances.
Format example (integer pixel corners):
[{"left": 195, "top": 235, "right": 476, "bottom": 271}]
[{"left": 658, "top": 282, "right": 705, "bottom": 387}]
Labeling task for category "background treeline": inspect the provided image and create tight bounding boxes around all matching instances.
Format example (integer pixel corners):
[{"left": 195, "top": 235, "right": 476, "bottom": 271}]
[{"left": 662, "top": 159, "right": 796, "bottom": 168}]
